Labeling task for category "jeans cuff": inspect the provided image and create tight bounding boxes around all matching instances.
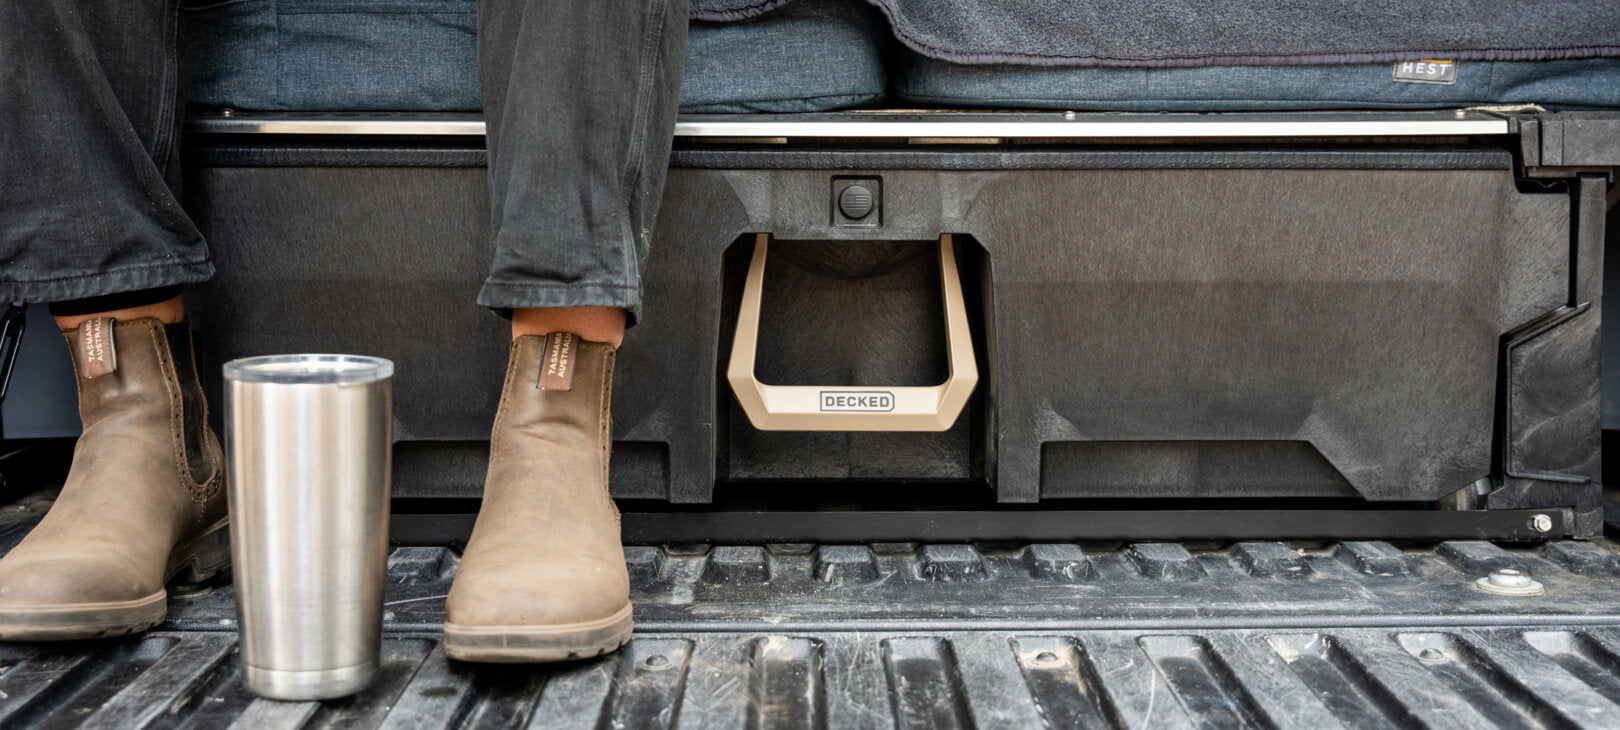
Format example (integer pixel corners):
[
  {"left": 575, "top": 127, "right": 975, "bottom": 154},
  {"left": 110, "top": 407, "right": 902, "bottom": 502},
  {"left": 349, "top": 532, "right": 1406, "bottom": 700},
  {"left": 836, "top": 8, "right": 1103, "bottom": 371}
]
[
  {"left": 0, "top": 261, "right": 214, "bottom": 304},
  {"left": 475, "top": 281, "right": 644, "bottom": 328}
]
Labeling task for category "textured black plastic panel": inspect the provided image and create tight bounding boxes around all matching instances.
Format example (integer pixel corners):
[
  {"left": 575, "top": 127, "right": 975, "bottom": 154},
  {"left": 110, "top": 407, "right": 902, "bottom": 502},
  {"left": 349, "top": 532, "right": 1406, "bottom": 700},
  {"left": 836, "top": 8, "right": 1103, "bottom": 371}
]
[
  {"left": 203, "top": 537, "right": 1620, "bottom": 634},
  {"left": 8, "top": 626, "right": 1620, "bottom": 729},
  {"left": 183, "top": 159, "right": 1585, "bottom": 509},
  {"left": 3, "top": 505, "right": 1620, "bottom": 727}
]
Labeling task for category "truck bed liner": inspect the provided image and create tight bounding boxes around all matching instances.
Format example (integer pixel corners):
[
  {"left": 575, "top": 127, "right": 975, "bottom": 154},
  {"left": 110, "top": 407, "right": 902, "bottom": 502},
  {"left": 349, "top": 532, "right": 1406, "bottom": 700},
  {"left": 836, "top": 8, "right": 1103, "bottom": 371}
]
[{"left": 2, "top": 496, "right": 1620, "bottom": 728}]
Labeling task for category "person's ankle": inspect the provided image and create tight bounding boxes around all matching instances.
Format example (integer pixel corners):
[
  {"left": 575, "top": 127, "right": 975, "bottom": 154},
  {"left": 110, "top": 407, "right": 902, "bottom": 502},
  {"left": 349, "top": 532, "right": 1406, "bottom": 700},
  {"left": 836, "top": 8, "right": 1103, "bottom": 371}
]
[
  {"left": 510, "top": 306, "right": 626, "bottom": 346},
  {"left": 54, "top": 296, "right": 185, "bottom": 331}
]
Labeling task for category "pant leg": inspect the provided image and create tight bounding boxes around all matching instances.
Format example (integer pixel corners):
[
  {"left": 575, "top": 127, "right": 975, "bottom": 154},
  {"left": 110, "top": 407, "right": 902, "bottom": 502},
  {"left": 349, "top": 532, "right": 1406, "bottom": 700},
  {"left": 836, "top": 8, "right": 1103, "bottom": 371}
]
[
  {"left": 475, "top": 0, "right": 688, "bottom": 326},
  {"left": 0, "top": 0, "right": 210, "bottom": 304}
]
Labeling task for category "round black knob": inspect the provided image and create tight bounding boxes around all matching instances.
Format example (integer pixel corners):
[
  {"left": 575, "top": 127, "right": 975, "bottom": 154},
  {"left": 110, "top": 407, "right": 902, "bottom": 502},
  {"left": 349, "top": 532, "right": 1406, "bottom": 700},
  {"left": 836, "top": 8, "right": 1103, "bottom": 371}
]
[{"left": 839, "top": 185, "right": 874, "bottom": 220}]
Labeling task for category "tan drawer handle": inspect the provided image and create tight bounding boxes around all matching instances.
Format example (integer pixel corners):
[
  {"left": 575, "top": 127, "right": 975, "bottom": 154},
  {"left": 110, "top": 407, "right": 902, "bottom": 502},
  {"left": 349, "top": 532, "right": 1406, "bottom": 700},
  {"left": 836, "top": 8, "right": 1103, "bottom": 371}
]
[{"left": 727, "top": 233, "right": 978, "bottom": 432}]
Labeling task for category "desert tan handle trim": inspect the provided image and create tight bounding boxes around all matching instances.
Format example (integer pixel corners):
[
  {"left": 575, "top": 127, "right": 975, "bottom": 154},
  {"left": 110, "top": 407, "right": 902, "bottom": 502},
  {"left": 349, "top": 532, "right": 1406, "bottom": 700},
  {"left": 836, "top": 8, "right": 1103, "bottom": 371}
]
[{"left": 727, "top": 234, "right": 979, "bottom": 432}]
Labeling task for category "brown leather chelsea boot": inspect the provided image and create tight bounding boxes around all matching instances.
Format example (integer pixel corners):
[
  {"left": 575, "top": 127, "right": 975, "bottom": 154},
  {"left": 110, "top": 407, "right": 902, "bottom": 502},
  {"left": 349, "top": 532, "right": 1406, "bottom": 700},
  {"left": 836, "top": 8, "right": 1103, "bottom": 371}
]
[
  {"left": 0, "top": 317, "right": 229, "bottom": 640},
  {"left": 443, "top": 333, "right": 632, "bottom": 662}
]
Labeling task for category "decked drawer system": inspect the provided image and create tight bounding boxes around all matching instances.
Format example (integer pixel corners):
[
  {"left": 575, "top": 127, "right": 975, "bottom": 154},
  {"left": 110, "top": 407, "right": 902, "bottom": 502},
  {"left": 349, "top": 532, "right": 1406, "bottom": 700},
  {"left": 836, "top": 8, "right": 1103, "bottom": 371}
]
[{"left": 152, "top": 110, "right": 1616, "bottom": 540}]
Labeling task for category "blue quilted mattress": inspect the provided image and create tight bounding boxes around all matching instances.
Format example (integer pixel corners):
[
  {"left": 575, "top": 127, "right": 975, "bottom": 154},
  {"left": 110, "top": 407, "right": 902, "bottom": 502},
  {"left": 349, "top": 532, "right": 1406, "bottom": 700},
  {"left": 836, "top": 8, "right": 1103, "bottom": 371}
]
[{"left": 183, "top": 0, "right": 890, "bottom": 113}]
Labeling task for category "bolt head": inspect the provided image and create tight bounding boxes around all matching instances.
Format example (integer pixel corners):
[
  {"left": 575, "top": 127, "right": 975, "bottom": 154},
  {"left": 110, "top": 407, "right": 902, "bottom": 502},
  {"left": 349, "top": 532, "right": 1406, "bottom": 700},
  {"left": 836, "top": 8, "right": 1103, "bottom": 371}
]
[
  {"left": 1475, "top": 568, "right": 1545, "bottom": 596},
  {"left": 1531, "top": 514, "right": 1553, "bottom": 533},
  {"left": 1487, "top": 569, "right": 1530, "bottom": 588}
]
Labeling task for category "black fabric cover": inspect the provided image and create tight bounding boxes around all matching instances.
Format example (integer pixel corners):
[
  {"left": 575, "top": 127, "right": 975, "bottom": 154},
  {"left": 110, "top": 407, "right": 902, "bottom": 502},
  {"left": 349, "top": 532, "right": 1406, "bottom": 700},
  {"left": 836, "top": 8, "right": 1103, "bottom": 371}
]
[{"left": 693, "top": 0, "right": 1620, "bottom": 68}]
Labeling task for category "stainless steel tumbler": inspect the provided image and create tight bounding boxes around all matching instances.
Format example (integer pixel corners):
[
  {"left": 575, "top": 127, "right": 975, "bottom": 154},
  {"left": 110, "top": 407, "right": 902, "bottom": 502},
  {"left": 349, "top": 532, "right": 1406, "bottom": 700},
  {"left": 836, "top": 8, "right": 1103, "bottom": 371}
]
[{"left": 223, "top": 354, "right": 393, "bottom": 700}]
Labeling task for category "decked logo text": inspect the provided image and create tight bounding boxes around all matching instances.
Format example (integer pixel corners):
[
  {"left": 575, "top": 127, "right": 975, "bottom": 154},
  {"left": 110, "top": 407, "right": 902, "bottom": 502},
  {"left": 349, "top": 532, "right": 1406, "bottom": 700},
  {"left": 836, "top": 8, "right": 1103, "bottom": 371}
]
[{"left": 819, "top": 391, "right": 895, "bottom": 412}]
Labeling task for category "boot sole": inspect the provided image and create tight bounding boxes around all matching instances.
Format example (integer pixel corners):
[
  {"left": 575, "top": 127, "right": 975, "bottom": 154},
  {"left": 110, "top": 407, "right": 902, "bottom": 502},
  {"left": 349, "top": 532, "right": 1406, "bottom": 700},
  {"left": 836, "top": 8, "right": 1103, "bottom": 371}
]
[
  {"left": 0, "top": 518, "right": 232, "bottom": 641},
  {"left": 166, "top": 517, "right": 234, "bottom": 585},
  {"left": 442, "top": 603, "right": 634, "bottom": 663}
]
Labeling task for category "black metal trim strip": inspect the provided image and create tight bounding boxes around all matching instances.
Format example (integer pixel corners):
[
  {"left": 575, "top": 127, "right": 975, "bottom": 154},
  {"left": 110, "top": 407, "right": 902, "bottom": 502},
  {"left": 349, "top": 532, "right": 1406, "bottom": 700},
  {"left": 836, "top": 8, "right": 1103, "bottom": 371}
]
[
  {"left": 391, "top": 507, "right": 1564, "bottom": 545},
  {"left": 632, "top": 614, "right": 1620, "bottom": 633},
  {"left": 349, "top": 615, "right": 1620, "bottom": 634}
]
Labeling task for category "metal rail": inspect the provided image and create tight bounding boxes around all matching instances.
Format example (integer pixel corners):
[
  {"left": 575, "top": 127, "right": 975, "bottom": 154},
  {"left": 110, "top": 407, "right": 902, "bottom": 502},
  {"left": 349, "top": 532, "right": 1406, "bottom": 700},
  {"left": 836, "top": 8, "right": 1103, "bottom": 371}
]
[{"left": 190, "top": 110, "right": 1511, "bottom": 139}]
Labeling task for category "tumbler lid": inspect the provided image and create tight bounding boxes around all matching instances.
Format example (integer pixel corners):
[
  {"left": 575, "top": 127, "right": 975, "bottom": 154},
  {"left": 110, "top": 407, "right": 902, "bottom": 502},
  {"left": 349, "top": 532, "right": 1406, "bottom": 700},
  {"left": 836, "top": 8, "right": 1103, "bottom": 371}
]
[{"left": 223, "top": 354, "right": 393, "bottom": 385}]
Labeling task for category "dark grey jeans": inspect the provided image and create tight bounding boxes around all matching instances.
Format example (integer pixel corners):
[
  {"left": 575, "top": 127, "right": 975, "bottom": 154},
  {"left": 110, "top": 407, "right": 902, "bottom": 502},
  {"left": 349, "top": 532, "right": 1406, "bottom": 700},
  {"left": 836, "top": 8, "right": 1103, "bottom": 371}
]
[{"left": 0, "top": 0, "right": 687, "bottom": 325}]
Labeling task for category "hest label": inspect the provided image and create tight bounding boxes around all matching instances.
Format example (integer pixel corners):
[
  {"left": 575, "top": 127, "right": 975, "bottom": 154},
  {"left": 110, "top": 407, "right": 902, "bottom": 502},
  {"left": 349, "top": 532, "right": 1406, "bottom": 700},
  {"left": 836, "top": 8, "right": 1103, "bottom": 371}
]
[{"left": 1393, "top": 60, "right": 1457, "bottom": 85}]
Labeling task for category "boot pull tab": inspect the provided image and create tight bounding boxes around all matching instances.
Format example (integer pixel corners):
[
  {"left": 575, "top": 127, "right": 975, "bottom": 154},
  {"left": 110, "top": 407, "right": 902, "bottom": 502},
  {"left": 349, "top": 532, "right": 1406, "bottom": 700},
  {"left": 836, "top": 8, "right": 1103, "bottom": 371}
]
[
  {"left": 538, "top": 332, "right": 576, "bottom": 392},
  {"left": 80, "top": 317, "right": 118, "bottom": 379}
]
